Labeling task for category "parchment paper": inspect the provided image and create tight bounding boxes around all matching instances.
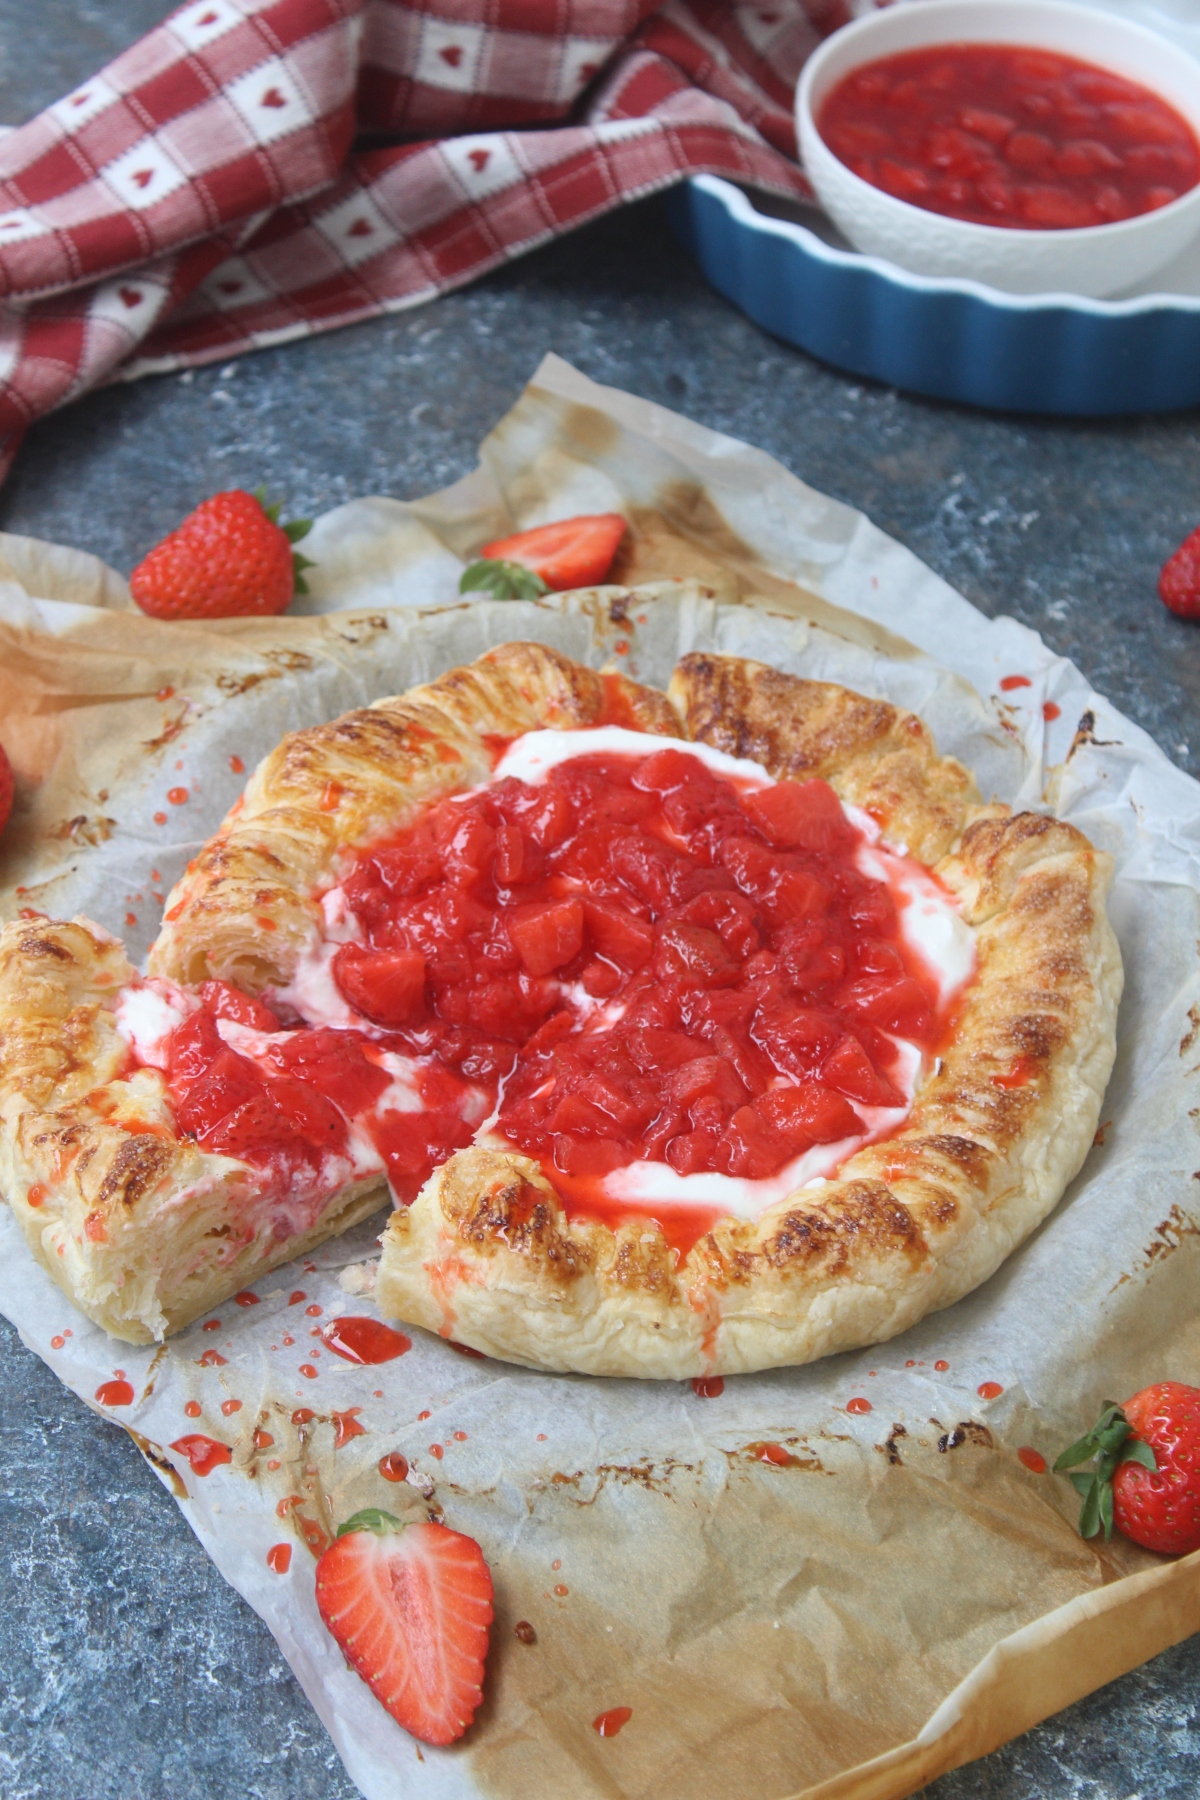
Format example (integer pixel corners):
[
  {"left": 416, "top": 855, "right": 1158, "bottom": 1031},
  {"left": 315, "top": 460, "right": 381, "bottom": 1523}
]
[{"left": 2, "top": 356, "right": 1199, "bottom": 1800}]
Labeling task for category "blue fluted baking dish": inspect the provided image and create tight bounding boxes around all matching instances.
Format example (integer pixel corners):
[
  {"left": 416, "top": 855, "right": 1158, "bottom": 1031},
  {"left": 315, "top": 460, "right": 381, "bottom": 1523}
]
[{"left": 668, "top": 173, "right": 1200, "bottom": 416}]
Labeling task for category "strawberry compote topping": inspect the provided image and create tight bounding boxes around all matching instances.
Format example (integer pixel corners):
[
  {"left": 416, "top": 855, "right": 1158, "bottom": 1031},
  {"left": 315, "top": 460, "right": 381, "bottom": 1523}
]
[{"left": 124, "top": 728, "right": 974, "bottom": 1255}]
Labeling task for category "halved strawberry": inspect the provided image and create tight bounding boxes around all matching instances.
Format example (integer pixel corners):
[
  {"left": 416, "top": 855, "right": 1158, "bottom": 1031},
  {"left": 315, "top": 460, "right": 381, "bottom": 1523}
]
[
  {"left": 315, "top": 1511, "right": 493, "bottom": 1746},
  {"left": 476, "top": 514, "right": 627, "bottom": 591}
]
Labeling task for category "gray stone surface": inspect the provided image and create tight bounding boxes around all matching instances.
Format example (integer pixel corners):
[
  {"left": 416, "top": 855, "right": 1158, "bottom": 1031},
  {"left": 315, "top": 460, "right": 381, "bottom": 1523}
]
[{"left": 2, "top": 5, "right": 1200, "bottom": 1798}]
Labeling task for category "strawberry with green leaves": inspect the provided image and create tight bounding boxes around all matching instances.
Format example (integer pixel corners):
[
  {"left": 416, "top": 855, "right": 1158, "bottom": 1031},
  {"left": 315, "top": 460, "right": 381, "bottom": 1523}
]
[
  {"left": 315, "top": 1509, "right": 493, "bottom": 1746},
  {"left": 1056, "top": 1381, "right": 1200, "bottom": 1553},
  {"left": 459, "top": 513, "right": 627, "bottom": 599},
  {"left": 131, "top": 488, "right": 314, "bottom": 621}
]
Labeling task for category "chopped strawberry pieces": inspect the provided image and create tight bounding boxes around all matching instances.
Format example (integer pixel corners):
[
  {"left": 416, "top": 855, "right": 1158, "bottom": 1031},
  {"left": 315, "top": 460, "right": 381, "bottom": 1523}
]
[
  {"left": 196, "top": 979, "right": 280, "bottom": 1032},
  {"left": 334, "top": 944, "right": 427, "bottom": 1026},
  {"left": 508, "top": 896, "right": 584, "bottom": 976},
  {"left": 479, "top": 514, "right": 626, "bottom": 591},
  {"left": 316, "top": 1513, "right": 493, "bottom": 1746}
]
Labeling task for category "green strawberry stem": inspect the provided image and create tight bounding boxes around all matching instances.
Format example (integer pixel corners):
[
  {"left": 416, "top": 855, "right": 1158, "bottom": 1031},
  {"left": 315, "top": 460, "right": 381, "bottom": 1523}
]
[
  {"left": 459, "top": 558, "right": 550, "bottom": 601},
  {"left": 1054, "top": 1403, "right": 1158, "bottom": 1539},
  {"left": 336, "top": 1508, "right": 404, "bottom": 1539}
]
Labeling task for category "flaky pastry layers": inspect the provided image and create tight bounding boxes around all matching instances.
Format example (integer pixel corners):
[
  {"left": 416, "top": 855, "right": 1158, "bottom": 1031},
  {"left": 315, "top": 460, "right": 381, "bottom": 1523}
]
[{"left": 0, "top": 635, "right": 1120, "bottom": 1367}]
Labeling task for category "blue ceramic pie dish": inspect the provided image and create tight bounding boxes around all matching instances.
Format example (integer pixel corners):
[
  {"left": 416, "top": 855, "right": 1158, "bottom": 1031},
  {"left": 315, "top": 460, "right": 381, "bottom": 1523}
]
[{"left": 668, "top": 174, "right": 1200, "bottom": 416}]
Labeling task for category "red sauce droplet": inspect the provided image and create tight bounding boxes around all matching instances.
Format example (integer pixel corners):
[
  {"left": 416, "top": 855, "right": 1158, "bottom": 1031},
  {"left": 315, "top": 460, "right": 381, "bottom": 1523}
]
[
  {"left": 50, "top": 1334, "right": 65, "bottom": 1349},
  {"left": 291, "top": 1408, "right": 315, "bottom": 1425},
  {"left": 282, "top": 1335, "right": 294, "bottom": 1346},
  {"left": 234, "top": 1290, "right": 260, "bottom": 1307},
  {"left": 277, "top": 1493, "right": 302, "bottom": 1517},
  {"left": 197, "top": 1348, "right": 227, "bottom": 1367},
  {"left": 452, "top": 1430, "right": 468, "bottom": 1441},
  {"left": 267, "top": 1458, "right": 281, "bottom": 1470},
  {"left": 266, "top": 1543, "right": 292, "bottom": 1573},
  {"left": 221, "top": 1398, "right": 242, "bottom": 1416},
  {"left": 418, "top": 1410, "right": 432, "bottom": 1422},
  {"left": 846, "top": 1396, "right": 872, "bottom": 1414},
  {"left": 977, "top": 1381, "right": 1004, "bottom": 1400},
  {"left": 95, "top": 1378, "right": 134, "bottom": 1407},
  {"left": 319, "top": 780, "right": 343, "bottom": 812},
  {"left": 253, "top": 1428, "right": 274, "bottom": 1449},
  {"left": 167, "top": 787, "right": 189, "bottom": 806},
  {"left": 305, "top": 1303, "right": 322, "bottom": 1316},
  {"left": 998, "top": 674, "right": 1032, "bottom": 691},
  {"left": 818, "top": 46, "right": 1200, "bottom": 229},
  {"left": 1018, "top": 1446, "right": 1048, "bottom": 1474},
  {"left": 692, "top": 1376, "right": 725, "bottom": 1397},
  {"left": 202, "top": 1319, "right": 222, "bottom": 1331},
  {"left": 157, "top": 685, "right": 175, "bottom": 701},
  {"left": 554, "top": 1583, "right": 569, "bottom": 1596},
  {"left": 322, "top": 1316, "right": 412, "bottom": 1365},
  {"left": 551, "top": 1559, "right": 562, "bottom": 1570},
  {"left": 537, "top": 1432, "right": 547, "bottom": 1441},
  {"left": 593, "top": 1706, "right": 632, "bottom": 1737},
  {"left": 379, "top": 1451, "right": 409, "bottom": 1482},
  {"left": 171, "top": 1434, "right": 232, "bottom": 1476},
  {"left": 28, "top": 1184, "right": 46, "bottom": 1209},
  {"left": 991, "top": 1054, "right": 1037, "bottom": 1090},
  {"left": 299, "top": 1364, "right": 318, "bottom": 1380},
  {"left": 184, "top": 1400, "right": 202, "bottom": 1418},
  {"left": 1043, "top": 701, "right": 1061, "bottom": 722},
  {"left": 154, "top": 811, "right": 168, "bottom": 824},
  {"left": 934, "top": 1359, "right": 950, "bottom": 1372},
  {"left": 229, "top": 754, "right": 245, "bottom": 774},
  {"left": 447, "top": 1339, "right": 485, "bottom": 1358},
  {"left": 125, "top": 912, "right": 137, "bottom": 927},
  {"left": 429, "top": 1443, "right": 444, "bottom": 1459},
  {"left": 748, "top": 1441, "right": 800, "bottom": 1466},
  {"left": 333, "top": 1407, "right": 367, "bottom": 1449}
]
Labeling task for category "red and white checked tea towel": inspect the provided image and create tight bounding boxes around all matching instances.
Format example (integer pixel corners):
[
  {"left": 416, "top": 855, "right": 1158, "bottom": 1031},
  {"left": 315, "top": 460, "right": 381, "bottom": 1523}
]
[{"left": 0, "top": 0, "right": 849, "bottom": 485}]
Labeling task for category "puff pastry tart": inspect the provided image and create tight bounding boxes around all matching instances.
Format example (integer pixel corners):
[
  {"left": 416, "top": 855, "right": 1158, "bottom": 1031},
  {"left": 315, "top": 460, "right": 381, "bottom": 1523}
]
[{"left": 0, "top": 639, "right": 1121, "bottom": 1369}]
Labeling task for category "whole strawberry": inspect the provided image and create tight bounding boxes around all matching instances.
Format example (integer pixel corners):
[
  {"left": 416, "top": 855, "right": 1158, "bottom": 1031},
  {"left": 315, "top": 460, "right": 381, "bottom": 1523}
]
[
  {"left": 130, "top": 488, "right": 313, "bottom": 621},
  {"left": 0, "top": 741, "right": 12, "bottom": 836},
  {"left": 1159, "top": 525, "right": 1200, "bottom": 619},
  {"left": 1055, "top": 1381, "right": 1200, "bottom": 1554}
]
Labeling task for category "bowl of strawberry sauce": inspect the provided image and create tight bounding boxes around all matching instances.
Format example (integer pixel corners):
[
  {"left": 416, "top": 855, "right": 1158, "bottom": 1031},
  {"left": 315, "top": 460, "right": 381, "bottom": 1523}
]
[{"left": 797, "top": 0, "right": 1200, "bottom": 297}]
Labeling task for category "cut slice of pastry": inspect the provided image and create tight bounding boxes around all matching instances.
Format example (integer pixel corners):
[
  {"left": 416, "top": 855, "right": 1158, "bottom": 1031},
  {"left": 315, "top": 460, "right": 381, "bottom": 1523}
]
[{"left": 0, "top": 637, "right": 1121, "bottom": 1369}]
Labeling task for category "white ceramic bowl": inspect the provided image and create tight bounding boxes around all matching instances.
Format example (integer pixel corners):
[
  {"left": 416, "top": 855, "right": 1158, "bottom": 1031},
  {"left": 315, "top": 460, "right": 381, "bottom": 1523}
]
[{"left": 796, "top": 0, "right": 1200, "bottom": 297}]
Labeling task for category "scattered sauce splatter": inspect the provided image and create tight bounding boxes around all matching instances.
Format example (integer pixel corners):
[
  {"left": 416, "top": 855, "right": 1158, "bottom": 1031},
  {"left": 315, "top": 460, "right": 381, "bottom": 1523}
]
[
  {"left": 267, "top": 1458, "right": 281, "bottom": 1471},
  {"left": 322, "top": 1317, "right": 412, "bottom": 1365},
  {"left": 157, "top": 685, "right": 175, "bottom": 701},
  {"left": 282, "top": 1335, "right": 295, "bottom": 1347},
  {"left": 198, "top": 1348, "right": 227, "bottom": 1367},
  {"left": 202, "top": 1319, "right": 222, "bottom": 1331},
  {"left": 299, "top": 1364, "right": 318, "bottom": 1380},
  {"left": 514, "top": 1621, "right": 537, "bottom": 1644},
  {"left": 747, "top": 1441, "right": 800, "bottom": 1467},
  {"left": 692, "top": 1376, "right": 725, "bottom": 1397},
  {"left": 50, "top": 1335, "right": 65, "bottom": 1349},
  {"left": 593, "top": 1707, "right": 632, "bottom": 1737},
  {"left": 978, "top": 1381, "right": 1004, "bottom": 1400},
  {"left": 452, "top": 1430, "right": 468, "bottom": 1442},
  {"left": 418, "top": 1410, "right": 432, "bottom": 1422},
  {"left": 333, "top": 1407, "right": 367, "bottom": 1449},
  {"left": 27, "top": 1184, "right": 46, "bottom": 1209},
  {"left": 998, "top": 674, "right": 1031, "bottom": 691},
  {"left": 291, "top": 1408, "right": 315, "bottom": 1426},
  {"left": 125, "top": 912, "right": 137, "bottom": 927},
  {"left": 277, "top": 1494, "right": 302, "bottom": 1518},
  {"left": 221, "top": 1398, "right": 242, "bottom": 1416},
  {"left": 551, "top": 1559, "right": 562, "bottom": 1571},
  {"left": 991, "top": 1055, "right": 1037, "bottom": 1090},
  {"left": 184, "top": 1400, "right": 202, "bottom": 1418},
  {"left": 253, "top": 1428, "right": 274, "bottom": 1449},
  {"left": 154, "top": 811, "right": 168, "bottom": 826},
  {"left": 447, "top": 1339, "right": 485, "bottom": 1358},
  {"left": 305, "top": 1304, "right": 322, "bottom": 1317},
  {"left": 167, "top": 787, "right": 189, "bottom": 806},
  {"left": 1043, "top": 701, "right": 1061, "bottom": 722},
  {"left": 289, "top": 1290, "right": 306, "bottom": 1305},
  {"left": 934, "top": 1359, "right": 950, "bottom": 1372},
  {"left": 229, "top": 754, "right": 244, "bottom": 774},
  {"left": 429, "top": 1443, "right": 444, "bottom": 1460},
  {"left": 267, "top": 1543, "right": 292, "bottom": 1574},
  {"left": 95, "top": 1378, "right": 134, "bottom": 1407},
  {"left": 379, "top": 1452, "right": 409, "bottom": 1482},
  {"left": 1018, "top": 1446, "right": 1048, "bottom": 1474},
  {"left": 234, "top": 1290, "right": 260, "bottom": 1307},
  {"left": 171, "top": 1435, "right": 232, "bottom": 1476},
  {"left": 536, "top": 1432, "right": 547, "bottom": 1441},
  {"left": 905, "top": 1359, "right": 917, "bottom": 1368},
  {"left": 319, "top": 781, "right": 343, "bottom": 812},
  {"left": 553, "top": 1583, "right": 569, "bottom": 1596},
  {"left": 846, "top": 1397, "right": 873, "bottom": 1415}
]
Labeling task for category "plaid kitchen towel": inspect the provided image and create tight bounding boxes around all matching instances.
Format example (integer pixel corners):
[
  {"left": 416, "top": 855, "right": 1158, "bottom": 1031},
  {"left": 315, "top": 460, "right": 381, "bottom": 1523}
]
[{"left": 0, "top": 0, "right": 848, "bottom": 485}]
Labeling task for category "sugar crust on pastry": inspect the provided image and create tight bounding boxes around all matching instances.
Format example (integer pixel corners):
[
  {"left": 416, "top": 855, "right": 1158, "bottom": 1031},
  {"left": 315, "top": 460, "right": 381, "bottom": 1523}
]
[{"left": 0, "top": 630, "right": 1121, "bottom": 1367}]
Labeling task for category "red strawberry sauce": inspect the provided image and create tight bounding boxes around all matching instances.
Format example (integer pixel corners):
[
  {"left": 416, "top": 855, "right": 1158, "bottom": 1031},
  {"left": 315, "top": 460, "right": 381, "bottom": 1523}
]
[
  {"left": 142, "top": 732, "right": 972, "bottom": 1259},
  {"left": 820, "top": 47, "right": 1200, "bottom": 229}
]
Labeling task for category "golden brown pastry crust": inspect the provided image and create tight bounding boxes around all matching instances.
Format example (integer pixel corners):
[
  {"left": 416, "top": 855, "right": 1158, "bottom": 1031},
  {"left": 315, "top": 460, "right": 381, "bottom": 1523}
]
[{"left": 0, "top": 635, "right": 1120, "bottom": 1366}]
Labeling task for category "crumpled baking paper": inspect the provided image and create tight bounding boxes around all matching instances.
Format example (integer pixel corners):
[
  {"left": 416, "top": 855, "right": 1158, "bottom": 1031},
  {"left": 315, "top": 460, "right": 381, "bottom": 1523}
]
[{"left": 1, "top": 356, "right": 1199, "bottom": 1800}]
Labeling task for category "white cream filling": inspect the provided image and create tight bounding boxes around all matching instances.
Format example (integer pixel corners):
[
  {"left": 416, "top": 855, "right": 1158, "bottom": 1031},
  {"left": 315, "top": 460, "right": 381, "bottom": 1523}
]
[
  {"left": 492, "top": 726, "right": 774, "bottom": 791},
  {"left": 114, "top": 977, "right": 197, "bottom": 1068}
]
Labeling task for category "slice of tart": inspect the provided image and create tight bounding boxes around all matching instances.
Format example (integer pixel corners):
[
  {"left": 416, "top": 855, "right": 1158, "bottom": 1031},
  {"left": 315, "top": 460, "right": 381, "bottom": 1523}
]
[{"left": 0, "top": 637, "right": 1121, "bottom": 1368}]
